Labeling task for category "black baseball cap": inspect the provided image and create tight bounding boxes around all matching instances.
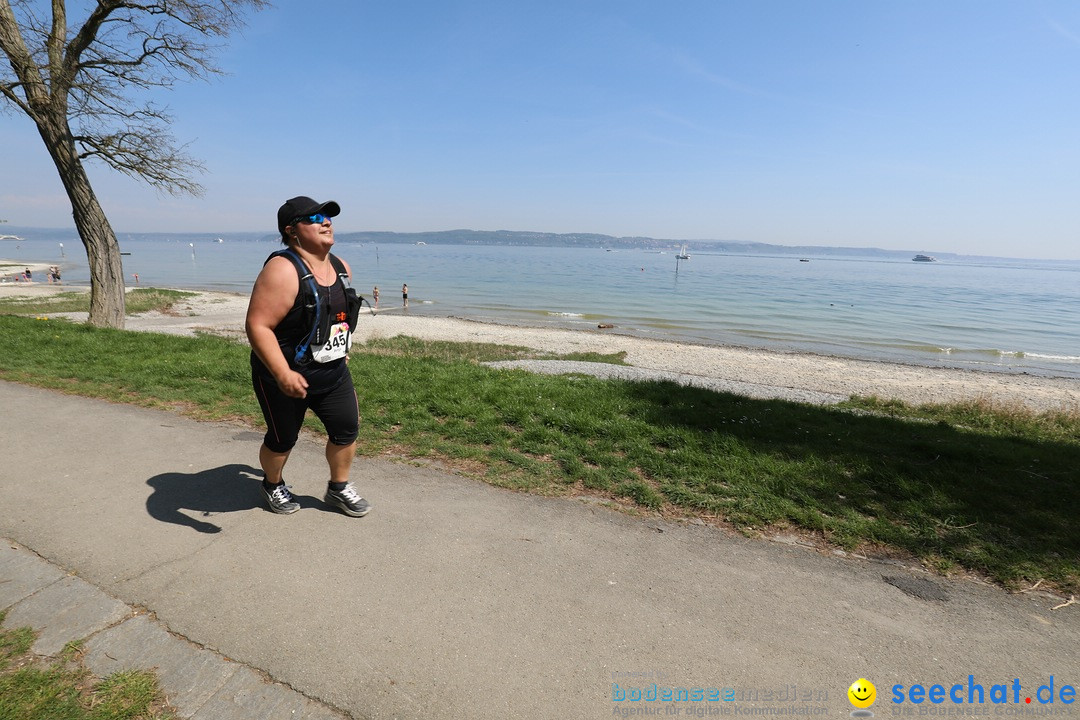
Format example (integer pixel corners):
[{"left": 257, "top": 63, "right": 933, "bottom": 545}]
[{"left": 277, "top": 196, "right": 341, "bottom": 235}]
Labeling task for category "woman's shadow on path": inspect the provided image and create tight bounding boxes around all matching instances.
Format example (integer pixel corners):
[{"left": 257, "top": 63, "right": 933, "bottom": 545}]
[{"left": 145, "top": 463, "right": 327, "bottom": 533}]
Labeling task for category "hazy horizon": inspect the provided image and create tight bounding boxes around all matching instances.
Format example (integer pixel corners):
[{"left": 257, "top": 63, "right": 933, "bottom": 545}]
[{"left": 5, "top": 224, "right": 1079, "bottom": 264}]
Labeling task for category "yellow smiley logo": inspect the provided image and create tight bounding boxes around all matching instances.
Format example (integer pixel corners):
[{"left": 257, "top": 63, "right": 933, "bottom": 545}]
[{"left": 848, "top": 678, "right": 877, "bottom": 709}]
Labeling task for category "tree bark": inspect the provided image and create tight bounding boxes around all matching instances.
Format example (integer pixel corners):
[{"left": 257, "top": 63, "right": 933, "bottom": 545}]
[{"left": 36, "top": 112, "right": 126, "bottom": 328}]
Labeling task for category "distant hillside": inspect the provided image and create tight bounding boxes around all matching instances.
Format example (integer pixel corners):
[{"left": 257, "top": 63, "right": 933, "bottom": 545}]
[
  {"left": 334, "top": 229, "right": 662, "bottom": 249},
  {"left": 5, "top": 225, "right": 967, "bottom": 261},
  {"left": 334, "top": 229, "right": 946, "bottom": 260}
]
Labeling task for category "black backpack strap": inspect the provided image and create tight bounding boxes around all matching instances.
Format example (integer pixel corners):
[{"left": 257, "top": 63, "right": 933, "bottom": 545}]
[
  {"left": 327, "top": 252, "right": 365, "bottom": 326},
  {"left": 267, "top": 249, "right": 321, "bottom": 365},
  {"left": 328, "top": 253, "right": 351, "bottom": 287}
]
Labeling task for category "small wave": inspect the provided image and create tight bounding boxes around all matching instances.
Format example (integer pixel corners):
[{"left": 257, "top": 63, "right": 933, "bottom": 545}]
[
  {"left": 880, "top": 343, "right": 959, "bottom": 355},
  {"left": 1024, "top": 352, "right": 1080, "bottom": 363},
  {"left": 946, "top": 347, "right": 1024, "bottom": 359},
  {"left": 860, "top": 342, "right": 1073, "bottom": 362},
  {"left": 926, "top": 347, "right": 1080, "bottom": 363},
  {"left": 892, "top": 344, "right": 1022, "bottom": 358},
  {"left": 960, "top": 348, "right": 1035, "bottom": 359},
  {"left": 547, "top": 311, "right": 584, "bottom": 318}
]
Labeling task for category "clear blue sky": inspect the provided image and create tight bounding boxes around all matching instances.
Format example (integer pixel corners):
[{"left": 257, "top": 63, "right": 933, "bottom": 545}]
[{"left": 4, "top": 0, "right": 1080, "bottom": 259}]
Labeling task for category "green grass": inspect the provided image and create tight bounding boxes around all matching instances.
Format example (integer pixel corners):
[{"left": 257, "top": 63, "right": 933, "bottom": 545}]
[
  {"left": 0, "top": 288, "right": 196, "bottom": 315},
  {"left": 360, "top": 335, "right": 629, "bottom": 365},
  {"left": 0, "top": 612, "right": 175, "bottom": 720},
  {"left": 0, "top": 314, "right": 1077, "bottom": 593}
]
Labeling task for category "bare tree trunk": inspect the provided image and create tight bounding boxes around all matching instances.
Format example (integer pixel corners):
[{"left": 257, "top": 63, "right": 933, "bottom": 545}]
[{"left": 36, "top": 113, "right": 126, "bottom": 328}]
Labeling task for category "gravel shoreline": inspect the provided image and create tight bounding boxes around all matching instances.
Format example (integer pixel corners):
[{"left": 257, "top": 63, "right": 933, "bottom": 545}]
[{"left": 5, "top": 282, "right": 1079, "bottom": 412}]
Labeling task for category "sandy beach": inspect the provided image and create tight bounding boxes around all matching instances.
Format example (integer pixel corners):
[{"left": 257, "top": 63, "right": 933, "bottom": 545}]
[
  {"left": 0, "top": 259, "right": 57, "bottom": 284},
  {"left": 4, "top": 279, "right": 1078, "bottom": 412}
]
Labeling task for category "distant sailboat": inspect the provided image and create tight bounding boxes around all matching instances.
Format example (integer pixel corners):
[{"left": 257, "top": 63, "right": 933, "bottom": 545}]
[{"left": 676, "top": 245, "right": 690, "bottom": 260}]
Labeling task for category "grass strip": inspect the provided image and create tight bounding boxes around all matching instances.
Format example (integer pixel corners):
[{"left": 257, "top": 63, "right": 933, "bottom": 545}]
[
  {"left": 0, "top": 288, "right": 197, "bottom": 315},
  {"left": 0, "top": 612, "right": 175, "bottom": 719},
  {"left": 0, "top": 314, "right": 1077, "bottom": 593}
]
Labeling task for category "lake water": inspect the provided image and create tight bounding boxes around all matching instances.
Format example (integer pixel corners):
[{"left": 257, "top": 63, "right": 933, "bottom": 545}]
[{"left": 5, "top": 231, "right": 1080, "bottom": 379}]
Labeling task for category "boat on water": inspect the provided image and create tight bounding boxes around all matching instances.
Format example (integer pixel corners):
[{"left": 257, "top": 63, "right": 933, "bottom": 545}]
[
  {"left": 676, "top": 244, "right": 690, "bottom": 260},
  {"left": 912, "top": 254, "right": 936, "bottom": 262}
]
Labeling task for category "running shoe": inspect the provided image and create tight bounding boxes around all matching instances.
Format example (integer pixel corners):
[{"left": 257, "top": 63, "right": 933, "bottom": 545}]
[
  {"left": 324, "top": 483, "right": 371, "bottom": 517},
  {"left": 263, "top": 481, "right": 300, "bottom": 514}
]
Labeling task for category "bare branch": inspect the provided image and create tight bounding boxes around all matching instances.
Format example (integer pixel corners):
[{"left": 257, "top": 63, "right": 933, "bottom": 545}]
[
  {"left": 47, "top": 0, "right": 64, "bottom": 75},
  {"left": 47, "top": 0, "right": 123, "bottom": 102},
  {"left": 2, "top": 0, "right": 266, "bottom": 195},
  {"left": 0, "top": 78, "right": 31, "bottom": 114},
  {"left": 0, "top": 0, "right": 49, "bottom": 113},
  {"left": 76, "top": 126, "right": 206, "bottom": 196}
]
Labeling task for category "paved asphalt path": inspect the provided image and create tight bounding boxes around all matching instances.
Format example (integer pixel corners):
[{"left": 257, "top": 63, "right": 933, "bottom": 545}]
[{"left": 1, "top": 380, "right": 1077, "bottom": 719}]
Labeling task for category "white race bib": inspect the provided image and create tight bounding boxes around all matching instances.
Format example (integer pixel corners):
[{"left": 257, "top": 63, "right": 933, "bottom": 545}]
[{"left": 312, "top": 322, "right": 351, "bottom": 363}]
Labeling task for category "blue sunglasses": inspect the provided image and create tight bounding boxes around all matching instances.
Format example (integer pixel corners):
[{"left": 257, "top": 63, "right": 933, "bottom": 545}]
[{"left": 292, "top": 213, "right": 333, "bottom": 225}]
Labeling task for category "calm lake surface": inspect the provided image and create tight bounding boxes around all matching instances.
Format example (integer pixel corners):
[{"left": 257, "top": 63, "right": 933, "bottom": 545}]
[{"left": 5, "top": 231, "right": 1080, "bottom": 379}]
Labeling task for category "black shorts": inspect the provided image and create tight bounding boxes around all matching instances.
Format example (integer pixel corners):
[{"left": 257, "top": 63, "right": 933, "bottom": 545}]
[{"left": 252, "top": 371, "right": 359, "bottom": 453}]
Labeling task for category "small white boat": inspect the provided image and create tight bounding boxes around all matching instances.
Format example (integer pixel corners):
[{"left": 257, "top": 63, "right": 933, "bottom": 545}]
[
  {"left": 676, "top": 244, "right": 690, "bottom": 260},
  {"left": 912, "top": 254, "right": 936, "bottom": 262}
]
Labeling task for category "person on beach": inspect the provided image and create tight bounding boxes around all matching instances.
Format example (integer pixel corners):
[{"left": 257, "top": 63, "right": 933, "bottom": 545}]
[
  {"left": 402, "top": 282, "right": 408, "bottom": 308},
  {"left": 373, "top": 285, "right": 379, "bottom": 309},
  {"left": 245, "top": 195, "right": 370, "bottom": 518}
]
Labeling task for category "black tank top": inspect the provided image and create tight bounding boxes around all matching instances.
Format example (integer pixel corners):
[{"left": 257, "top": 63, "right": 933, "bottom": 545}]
[{"left": 251, "top": 260, "right": 350, "bottom": 394}]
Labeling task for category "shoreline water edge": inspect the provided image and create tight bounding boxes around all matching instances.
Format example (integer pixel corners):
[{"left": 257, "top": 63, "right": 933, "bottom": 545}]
[
  {"left": 5, "top": 236, "right": 1080, "bottom": 381},
  {"left": 2, "top": 272, "right": 1078, "bottom": 414}
]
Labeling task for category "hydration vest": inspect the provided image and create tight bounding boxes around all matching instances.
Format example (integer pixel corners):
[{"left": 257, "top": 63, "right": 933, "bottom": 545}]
[{"left": 265, "top": 249, "right": 361, "bottom": 366}]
